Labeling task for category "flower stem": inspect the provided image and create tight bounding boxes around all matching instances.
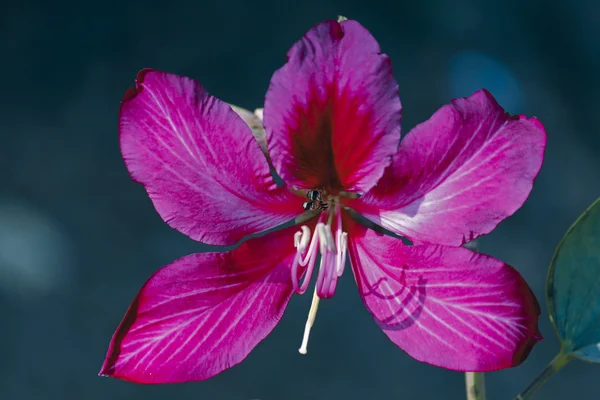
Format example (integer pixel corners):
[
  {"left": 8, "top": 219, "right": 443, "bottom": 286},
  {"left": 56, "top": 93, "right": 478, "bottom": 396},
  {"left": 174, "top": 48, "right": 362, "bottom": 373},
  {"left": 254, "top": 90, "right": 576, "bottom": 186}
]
[
  {"left": 513, "top": 352, "right": 570, "bottom": 400},
  {"left": 465, "top": 372, "right": 486, "bottom": 400}
]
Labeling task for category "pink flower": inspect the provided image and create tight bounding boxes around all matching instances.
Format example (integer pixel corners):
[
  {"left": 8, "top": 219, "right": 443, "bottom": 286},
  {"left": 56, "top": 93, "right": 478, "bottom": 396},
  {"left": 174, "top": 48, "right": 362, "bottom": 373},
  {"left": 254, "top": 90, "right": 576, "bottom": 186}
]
[{"left": 100, "top": 19, "right": 546, "bottom": 384}]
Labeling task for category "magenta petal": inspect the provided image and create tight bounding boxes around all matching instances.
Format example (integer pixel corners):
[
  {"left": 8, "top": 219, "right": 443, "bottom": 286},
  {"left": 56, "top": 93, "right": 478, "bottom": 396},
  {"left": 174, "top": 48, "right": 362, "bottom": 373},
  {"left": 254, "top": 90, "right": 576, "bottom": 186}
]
[
  {"left": 264, "top": 20, "right": 401, "bottom": 193},
  {"left": 99, "top": 226, "right": 298, "bottom": 383},
  {"left": 347, "top": 222, "right": 541, "bottom": 371},
  {"left": 351, "top": 89, "right": 546, "bottom": 245},
  {"left": 120, "top": 69, "right": 302, "bottom": 246}
]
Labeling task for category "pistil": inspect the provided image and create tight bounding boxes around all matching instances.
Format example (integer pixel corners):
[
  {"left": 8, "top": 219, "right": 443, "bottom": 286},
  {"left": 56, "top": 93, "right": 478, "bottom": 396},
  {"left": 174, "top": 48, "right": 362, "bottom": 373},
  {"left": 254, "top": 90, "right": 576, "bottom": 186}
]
[{"left": 298, "top": 288, "right": 320, "bottom": 354}]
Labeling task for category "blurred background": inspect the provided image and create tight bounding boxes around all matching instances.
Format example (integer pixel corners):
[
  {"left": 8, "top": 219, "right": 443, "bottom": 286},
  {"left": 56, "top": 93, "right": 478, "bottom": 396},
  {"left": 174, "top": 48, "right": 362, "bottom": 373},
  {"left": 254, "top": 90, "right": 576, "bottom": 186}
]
[{"left": 1, "top": 0, "right": 598, "bottom": 399}]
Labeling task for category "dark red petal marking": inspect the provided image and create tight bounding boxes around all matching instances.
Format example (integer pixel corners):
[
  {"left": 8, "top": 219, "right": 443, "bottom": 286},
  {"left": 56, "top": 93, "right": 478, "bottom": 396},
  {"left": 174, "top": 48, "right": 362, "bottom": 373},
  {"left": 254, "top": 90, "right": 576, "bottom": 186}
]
[{"left": 264, "top": 20, "right": 402, "bottom": 193}]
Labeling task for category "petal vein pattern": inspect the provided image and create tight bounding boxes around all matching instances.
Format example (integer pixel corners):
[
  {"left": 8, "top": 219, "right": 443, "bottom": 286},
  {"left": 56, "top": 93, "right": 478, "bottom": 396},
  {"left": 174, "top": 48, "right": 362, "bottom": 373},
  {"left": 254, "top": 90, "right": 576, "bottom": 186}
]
[
  {"left": 100, "top": 227, "right": 298, "bottom": 383},
  {"left": 347, "top": 222, "right": 540, "bottom": 371},
  {"left": 120, "top": 70, "right": 301, "bottom": 246},
  {"left": 264, "top": 20, "right": 401, "bottom": 192},
  {"left": 352, "top": 89, "right": 546, "bottom": 245}
]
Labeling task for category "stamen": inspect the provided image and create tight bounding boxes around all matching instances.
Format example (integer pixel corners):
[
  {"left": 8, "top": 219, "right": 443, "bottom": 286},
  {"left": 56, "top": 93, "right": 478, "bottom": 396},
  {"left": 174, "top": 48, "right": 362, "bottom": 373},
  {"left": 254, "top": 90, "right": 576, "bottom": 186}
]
[
  {"left": 294, "top": 226, "right": 310, "bottom": 250},
  {"left": 299, "top": 227, "right": 318, "bottom": 266},
  {"left": 335, "top": 208, "right": 348, "bottom": 277},
  {"left": 336, "top": 231, "right": 348, "bottom": 277},
  {"left": 326, "top": 270, "right": 339, "bottom": 299},
  {"left": 315, "top": 223, "right": 336, "bottom": 298},
  {"left": 291, "top": 214, "right": 327, "bottom": 294},
  {"left": 298, "top": 287, "right": 320, "bottom": 355},
  {"left": 292, "top": 226, "right": 318, "bottom": 294},
  {"left": 296, "top": 225, "right": 321, "bottom": 294},
  {"left": 293, "top": 201, "right": 350, "bottom": 352},
  {"left": 326, "top": 230, "right": 347, "bottom": 296}
]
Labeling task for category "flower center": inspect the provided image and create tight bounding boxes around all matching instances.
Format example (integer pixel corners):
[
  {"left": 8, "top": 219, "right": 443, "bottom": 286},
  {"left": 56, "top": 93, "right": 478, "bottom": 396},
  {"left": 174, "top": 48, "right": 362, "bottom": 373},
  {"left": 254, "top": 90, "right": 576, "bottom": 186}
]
[{"left": 291, "top": 192, "right": 348, "bottom": 355}]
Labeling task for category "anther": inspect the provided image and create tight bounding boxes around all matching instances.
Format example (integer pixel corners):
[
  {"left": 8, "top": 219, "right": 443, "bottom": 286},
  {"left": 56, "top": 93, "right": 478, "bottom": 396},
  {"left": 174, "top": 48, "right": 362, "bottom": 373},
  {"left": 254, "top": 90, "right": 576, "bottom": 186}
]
[
  {"left": 335, "top": 207, "right": 348, "bottom": 277},
  {"left": 294, "top": 226, "right": 311, "bottom": 252},
  {"left": 336, "top": 231, "right": 348, "bottom": 277}
]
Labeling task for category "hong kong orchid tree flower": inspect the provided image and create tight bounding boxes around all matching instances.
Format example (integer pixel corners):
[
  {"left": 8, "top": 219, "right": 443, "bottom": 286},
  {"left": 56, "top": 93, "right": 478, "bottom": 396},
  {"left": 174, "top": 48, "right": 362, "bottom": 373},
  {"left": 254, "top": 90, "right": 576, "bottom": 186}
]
[{"left": 100, "top": 19, "right": 546, "bottom": 384}]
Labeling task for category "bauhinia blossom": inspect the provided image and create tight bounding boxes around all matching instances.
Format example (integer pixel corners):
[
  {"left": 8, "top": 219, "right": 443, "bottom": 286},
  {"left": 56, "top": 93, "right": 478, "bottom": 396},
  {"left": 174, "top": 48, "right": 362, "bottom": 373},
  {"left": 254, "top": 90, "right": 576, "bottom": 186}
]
[{"left": 100, "top": 19, "right": 546, "bottom": 384}]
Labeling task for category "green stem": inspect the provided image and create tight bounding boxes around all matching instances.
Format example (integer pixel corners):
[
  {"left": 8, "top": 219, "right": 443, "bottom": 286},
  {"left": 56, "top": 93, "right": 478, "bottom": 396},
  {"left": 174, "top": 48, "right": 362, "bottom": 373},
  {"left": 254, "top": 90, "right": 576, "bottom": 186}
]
[
  {"left": 465, "top": 372, "right": 486, "bottom": 400},
  {"left": 513, "top": 352, "right": 570, "bottom": 400}
]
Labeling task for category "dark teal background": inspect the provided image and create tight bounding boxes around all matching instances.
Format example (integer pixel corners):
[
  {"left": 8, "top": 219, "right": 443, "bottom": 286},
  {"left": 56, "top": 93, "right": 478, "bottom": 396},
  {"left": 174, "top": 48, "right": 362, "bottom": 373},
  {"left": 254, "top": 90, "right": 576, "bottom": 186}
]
[{"left": 1, "top": 1, "right": 599, "bottom": 399}]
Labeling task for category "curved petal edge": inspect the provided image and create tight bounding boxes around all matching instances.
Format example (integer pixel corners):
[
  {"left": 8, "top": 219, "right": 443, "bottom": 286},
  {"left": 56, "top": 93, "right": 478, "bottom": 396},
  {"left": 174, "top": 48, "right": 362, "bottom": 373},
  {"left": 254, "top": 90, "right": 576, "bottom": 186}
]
[
  {"left": 264, "top": 20, "right": 402, "bottom": 193},
  {"left": 352, "top": 89, "right": 546, "bottom": 246},
  {"left": 120, "top": 69, "right": 302, "bottom": 246},
  {"left": 346, "top": 219, "right": 541, "bottom": 371},
  {"left": 99, "top": 226, "right": 298, "bottom": 383}
]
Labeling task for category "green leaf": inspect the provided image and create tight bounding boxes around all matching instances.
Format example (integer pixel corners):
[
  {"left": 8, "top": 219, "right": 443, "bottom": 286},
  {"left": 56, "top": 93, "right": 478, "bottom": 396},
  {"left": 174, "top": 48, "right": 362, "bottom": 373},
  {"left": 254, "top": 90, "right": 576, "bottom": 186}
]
[{"left": 547, "top": 197, "right": 600, "bottom": 362}]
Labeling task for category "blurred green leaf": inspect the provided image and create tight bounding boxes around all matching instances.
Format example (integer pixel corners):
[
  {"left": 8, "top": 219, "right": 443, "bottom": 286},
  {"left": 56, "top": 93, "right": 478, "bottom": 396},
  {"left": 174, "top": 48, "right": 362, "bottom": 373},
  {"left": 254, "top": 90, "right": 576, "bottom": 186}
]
[{"left": 547, "top": 198, "right": 600, "bottom": 362}]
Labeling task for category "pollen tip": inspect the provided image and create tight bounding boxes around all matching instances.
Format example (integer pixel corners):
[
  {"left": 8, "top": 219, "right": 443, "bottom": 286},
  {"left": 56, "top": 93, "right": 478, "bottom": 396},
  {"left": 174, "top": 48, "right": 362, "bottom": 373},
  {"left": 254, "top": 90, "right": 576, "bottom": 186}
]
[{"left": 298, "top": 329, "right": 311, "bottom": 355}]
